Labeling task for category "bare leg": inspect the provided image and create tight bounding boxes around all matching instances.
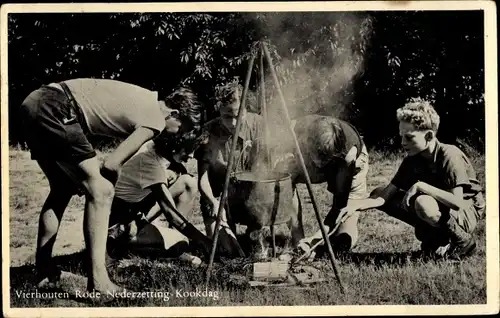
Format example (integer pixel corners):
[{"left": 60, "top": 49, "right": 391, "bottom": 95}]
[
  {"left": 35, "top": 160, "right": 73, "bottom": 285},
  {"left": 414, "top": 195, "right": 442, "bottom": 227},
  {"left": 78, "top": 157, "right": 122, "bottom": 293},
  {"left": 36, "top": 191, "right": 72, "bottom": 284},
  {"left": 414, "top": 195, "right": 475, "bottom": 258},
  {"left": 288, "top": 188, "right": 305, "bottom": 247}
]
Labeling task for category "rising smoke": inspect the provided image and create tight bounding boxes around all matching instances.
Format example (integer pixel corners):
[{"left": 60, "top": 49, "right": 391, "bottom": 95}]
[
  {"left": 232, "top": 12, "right": 374, "bottom": 236},
  {"left": 253, "top": 12, "right": 373, "bottom": 167}
]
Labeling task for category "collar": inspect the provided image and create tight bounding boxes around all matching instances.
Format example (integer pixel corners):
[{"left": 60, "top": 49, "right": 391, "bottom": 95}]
[
  {"left": 430, "top": 139, "right": 441, "bottom": 163},
  {"left": 210, "top": 117, "right": 250, "bottom": 142}
]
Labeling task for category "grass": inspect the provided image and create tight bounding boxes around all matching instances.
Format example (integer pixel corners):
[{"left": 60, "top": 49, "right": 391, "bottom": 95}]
[{"left": 7, "top": 147, "right": 487, "bottom": 307}]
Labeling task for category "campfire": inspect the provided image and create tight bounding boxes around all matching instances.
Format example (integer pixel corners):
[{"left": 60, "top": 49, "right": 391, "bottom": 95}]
[{"left": 204, "top": 41, "right": 345, "bottom": 293}]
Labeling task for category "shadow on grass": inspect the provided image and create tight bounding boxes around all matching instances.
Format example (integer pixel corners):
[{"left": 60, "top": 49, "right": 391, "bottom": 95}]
[
  {"left": 340, "top": 250, "right": 430, "bottom": 267},
  {"left": 9, "top": 242, "right": 255, "bottom": 307},
  {"left": 10, "top": 251, "right": 88, "bottom": 287},
  {"left": 313, "top": 249, "right": 443, "bottom": 268}
]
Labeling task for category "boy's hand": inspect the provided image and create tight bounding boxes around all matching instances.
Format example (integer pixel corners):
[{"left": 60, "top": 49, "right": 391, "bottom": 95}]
[
  {"left": 165, "top": 170, "right": 179, "bottom": 186},
  {"left": 403, "top": 182, "right": 421, "bottom": 208},
  {"left": 100, "top": 159, "right": 121, "bottom": 185},
  {"left": 338, "top": 206, "right": 357, "bottom": 223}
]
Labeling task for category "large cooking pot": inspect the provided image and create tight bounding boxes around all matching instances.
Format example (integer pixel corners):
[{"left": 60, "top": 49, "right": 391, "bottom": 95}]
[{"left": 228, "top": 171, "right": 295, "bottom": 229}]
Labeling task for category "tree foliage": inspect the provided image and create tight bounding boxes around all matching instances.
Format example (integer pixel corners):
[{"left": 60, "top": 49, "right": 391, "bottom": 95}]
[{"left": 8, "top": 11, "right": 485, "bottom": 150}]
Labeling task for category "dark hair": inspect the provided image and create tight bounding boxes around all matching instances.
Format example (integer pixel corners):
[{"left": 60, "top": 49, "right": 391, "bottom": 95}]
[
  {"left": 153, "top": 128, "right": 208, "bottom": 160},
  {"left": 214, "top": 81, "right": 241, "bottom": 112},
  {"left": 310, "top": 117, "right": 346, "bottom": 161},
  {"left": 213, "top": 81, "right": 259, "bottom": 113},
  {"left": 165, "top": 87, "right": 203, "bottom": 132}
]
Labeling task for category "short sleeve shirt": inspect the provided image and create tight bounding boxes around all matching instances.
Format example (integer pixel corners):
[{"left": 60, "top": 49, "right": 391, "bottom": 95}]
[
  {"left": 391, "top": 141, "right": 483, "bottom": 200},
  {"left": 65, "top": 78, "right": 166, "bottom": 139},
  {"left": 114, "top": 141, "right": 175, "bottom": 203},
  {"left": 194, "top": 112, "right": 264, "bottom": 194}
]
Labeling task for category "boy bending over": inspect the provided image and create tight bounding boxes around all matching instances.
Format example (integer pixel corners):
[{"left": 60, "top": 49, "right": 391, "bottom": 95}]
[
  {"left": 340, "top": 99, "right": 485, "bottom": 259},
  {"left": 19, "top": 79, "right": 200, "bottom": 292},
  {"left": 276, "top": 115, "right": 369, "bottom": 255}
]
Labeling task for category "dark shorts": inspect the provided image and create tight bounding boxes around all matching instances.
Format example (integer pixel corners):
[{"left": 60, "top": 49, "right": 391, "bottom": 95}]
[
  {"left": 19, "top": 85, "right": 96, "bottom": 163},
  {"left": 109, "top": 195, "right": 157, "bottom": 228}
]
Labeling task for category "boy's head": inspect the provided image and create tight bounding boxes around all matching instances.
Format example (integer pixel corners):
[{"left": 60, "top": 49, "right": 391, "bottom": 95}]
[
  {"left": 397, "top": 98, "right": 440, "bottom": 156},
  {"left": 215, "top": 82, "right": 246, "bottom": 134},
  {"left": 162, "top": 87, "right": 203, "bottom": 136},
  {"left": 154, "top": 128, "right": 208, "bottom": 163},
  {"left": 307, "top": 117, "right": 346, "bottom": 168}
]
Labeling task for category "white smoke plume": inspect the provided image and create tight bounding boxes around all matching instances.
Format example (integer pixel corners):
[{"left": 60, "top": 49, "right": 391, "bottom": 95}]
[{"left": 251, "top": 12, "right": 373, "bottom": 164}]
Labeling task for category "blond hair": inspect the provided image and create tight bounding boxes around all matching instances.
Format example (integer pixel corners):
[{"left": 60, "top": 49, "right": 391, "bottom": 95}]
[
  {"left": 396, "top": 98, "right": 440, "bottom": 132},
  {"left": 309, "top": 116, "right": 345, "bottom": 160}
]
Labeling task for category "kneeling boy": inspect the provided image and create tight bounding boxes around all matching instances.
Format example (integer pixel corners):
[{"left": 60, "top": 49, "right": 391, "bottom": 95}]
[{"left": 107, "top": 128, "right": 210, "bottom": 263}]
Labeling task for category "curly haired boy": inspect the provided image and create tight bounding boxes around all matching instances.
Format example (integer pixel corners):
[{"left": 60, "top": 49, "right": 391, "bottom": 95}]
[{"left": 340, "top": 99, "right": 485, "bottom": 259}]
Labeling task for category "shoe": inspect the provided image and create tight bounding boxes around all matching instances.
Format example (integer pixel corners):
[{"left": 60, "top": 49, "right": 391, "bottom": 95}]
[
  {"left": 446, "top": 237, "right": 477, "bottom": 260},
  {"left": 331, "top": 233, "right": 353, "bottom": 252},
  {"left": 179, "top": 253, "right": 203, "bottom": 267},
  {"left": 442, "top": 215, "right": 477, "bottom": 260},
  {"left": 420, "top": 241, "right": 450, "bottom": 258}
]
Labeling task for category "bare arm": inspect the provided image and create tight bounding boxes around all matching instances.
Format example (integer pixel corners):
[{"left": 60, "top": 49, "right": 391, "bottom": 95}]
[
  {"left": 102, "top": 127, "right": 157, "bottom": 182},
  {"left": 416, "top": 182, "right": 465, "bottom": 210},
  {"left": 143, "top": 204, "right": 163, "bottom": 224},
  {"left": 150, "top": 184, "right": 212, "bottom": 254},
  {"left": 197, "top": 161, "right": 217, "bottom": 203},
  {"left": 350, "top": 183, "right": 400, "bottom": 211}
]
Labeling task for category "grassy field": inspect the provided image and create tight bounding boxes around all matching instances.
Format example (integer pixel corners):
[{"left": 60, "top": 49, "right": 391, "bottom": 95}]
[{"left": 8, "top": 147, "right": 487, "bottom": 307}]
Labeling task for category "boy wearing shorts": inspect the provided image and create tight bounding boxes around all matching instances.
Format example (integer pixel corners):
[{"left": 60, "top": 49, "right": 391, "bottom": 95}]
[
  {"left": 338, "top": 99, "right": 485, "bottom": 259},
  {"left": 19, "top": 79, "right": 201, "bottom": 292},
  {"left": 277, "top": 115, "right": 369, "bottom": 255}
]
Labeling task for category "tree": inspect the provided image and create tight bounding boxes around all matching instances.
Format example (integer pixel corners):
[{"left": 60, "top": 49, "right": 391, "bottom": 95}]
[{"left": 7, "top": 11, "right": 485, "bottom": 151}]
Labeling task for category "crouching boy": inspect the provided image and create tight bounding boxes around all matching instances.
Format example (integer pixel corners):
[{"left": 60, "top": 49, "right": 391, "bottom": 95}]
[
  {"left": 107, "top": 97, "right": 213, "bottom": 263},
  {"left": 195, "top": 83, "right": 265, "bottom": 238},
  {"left": 340, "top": 99, "right": 485, "bottom": 259}
]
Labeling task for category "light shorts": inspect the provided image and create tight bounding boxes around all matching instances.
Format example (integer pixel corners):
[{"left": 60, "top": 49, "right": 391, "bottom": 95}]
[
  {"left": 449, "top": 198, "right": 484, "bottom": 234},
  {"left": 349, "top": 144, "right": 369, "bottom": 200},
  {"left": 136, "top": 222, "right": 189, "bottom": 250}
]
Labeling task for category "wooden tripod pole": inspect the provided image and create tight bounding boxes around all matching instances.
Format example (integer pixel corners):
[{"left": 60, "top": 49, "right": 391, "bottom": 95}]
[
  {"left": 261, "top": 42, "right": 345, "bottom": 293},
  {"left": 260, "top": 47, "right": 271, "bottom": 167},
  {"left": 205, "top": 52, "right": 257, "bottom": 287},
  {"left": 260, "top": 45, "right": 278, "bottom": 258}
]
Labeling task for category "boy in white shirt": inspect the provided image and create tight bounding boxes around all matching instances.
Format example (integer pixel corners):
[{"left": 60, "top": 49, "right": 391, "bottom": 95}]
[{"left": 107, "top": 129, "right": 211, "bottom": 264}]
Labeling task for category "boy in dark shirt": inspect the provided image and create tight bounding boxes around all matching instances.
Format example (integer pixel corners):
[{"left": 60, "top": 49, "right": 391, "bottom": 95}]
[{"left": 339, "top": 99, "right": 485, "bottom": 259}]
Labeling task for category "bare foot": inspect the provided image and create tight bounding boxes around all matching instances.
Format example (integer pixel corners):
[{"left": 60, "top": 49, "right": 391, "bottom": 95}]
[
  {"left": 36, "top": 266, "right": 62, "bottom": 289},
  {"left": 37, "top": 277, "right": 61, "bottom": 290}
]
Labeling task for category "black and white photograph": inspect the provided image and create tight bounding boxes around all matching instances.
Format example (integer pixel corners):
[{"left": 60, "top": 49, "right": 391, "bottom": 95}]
[{"left": 1, "top": 1, "right": 498, "bottom": 316}]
